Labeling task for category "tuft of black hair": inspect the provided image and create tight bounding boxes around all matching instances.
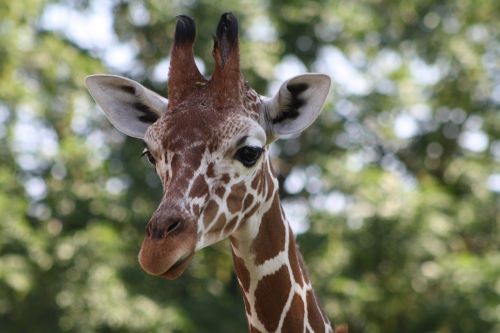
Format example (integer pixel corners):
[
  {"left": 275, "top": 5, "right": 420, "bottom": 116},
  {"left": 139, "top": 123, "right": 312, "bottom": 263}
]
[
  {"left": 216, "top": 12, "right": 238, "bottom": 48},
  {"left": 118, "top": 84, "right": 136, "bottom": 95},
  {"left": 174, "top": 15, "right": 196, "bottom": 44},
  {"left": 134, "top": 102, "right": 159, "bottom": 123},
  {"left": 286, "top": 82, "right": 309, "bottom": 96},
  {"left": 214, "top": 12, "right": 239, "bottom": 68},
  {"left": 272, "top": 83, "right": 309, "bottom": 124}
]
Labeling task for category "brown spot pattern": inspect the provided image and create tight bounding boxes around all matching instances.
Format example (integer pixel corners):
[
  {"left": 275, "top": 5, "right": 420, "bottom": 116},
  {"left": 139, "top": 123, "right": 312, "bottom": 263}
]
[
  {"left": 265, "top": 171, "right": 275, "bottom": 201},
  {"left": 232, "top": 255, "right": 250, "bottom": 292},
  {"left": 252, "top": 195, "right": 285, "bottom": 265},
  {"left": 189, "top": 174, "right": 208, "bottom": 198},
  {"left": 281, "top": 293, "right": 305, "bottom": 333},
  {"left": 307, "top": 290, "right": 326, "bottom": 333},
  {"left": 298, "top": 247, "right": 311, "bottom": 285},
  {"left": 288, "top": 230, "right": 304, "bottom": 287},
  {"left": 129, "top": 13, "right": 334, "bottom": 332},
  {"left": 203, "top": 199, "right": 218, "bottom": 227},
  {"left": 224, "top": 216, "right": 239, "bottom": 234},
  {"left": 242, "top": 294, "right": 251, "bottom": 315},
  {"left": 254, "top": 266, "right": 291, "bottom": 332},
  {"left": 227, "top": 182, "right": 246, "bottom": 213},
  {"left": 206, "top": 162, "right": 215, "bottom": 178},
  {"left": 251, "top": 170, "right": 262, "bottom": 190},
  {"left": 221, "top": 173, "right": 230, "bottom": 184},
  {"left": 243, "top": 193, "right": 254, "bottom": 210},
  {"left": 209, "top": 214, "right": 226, "bottom": 233},
  {"left": 242, "top": 203, "right": 259, "bottom": 221},
  {"left": 215, "top": 185, "right": 225, "bottom": 198},
  {"left": 192, "top": 203, "right": 201, "bottom": 216}
]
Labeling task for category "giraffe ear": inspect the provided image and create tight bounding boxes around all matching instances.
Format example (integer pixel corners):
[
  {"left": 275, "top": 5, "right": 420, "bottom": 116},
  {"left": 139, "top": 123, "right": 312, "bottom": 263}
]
[
  {"left": 85, "top": 74, "right": 168, "bottom": 139},
  {"left": 260, "top": 74, "right": 330, "bottom": 141}
]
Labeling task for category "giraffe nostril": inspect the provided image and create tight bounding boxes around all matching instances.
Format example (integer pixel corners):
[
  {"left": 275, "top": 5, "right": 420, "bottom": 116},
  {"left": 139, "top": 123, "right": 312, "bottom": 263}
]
[{"left": 147, "top": 215, "right": 184, "bottom": 239}]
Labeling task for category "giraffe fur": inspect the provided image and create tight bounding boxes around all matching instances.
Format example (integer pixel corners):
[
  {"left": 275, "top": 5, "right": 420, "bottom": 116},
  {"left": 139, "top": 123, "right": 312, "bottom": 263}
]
[{"left": 85, "top": 12, "right": 335, "bottom": 333}]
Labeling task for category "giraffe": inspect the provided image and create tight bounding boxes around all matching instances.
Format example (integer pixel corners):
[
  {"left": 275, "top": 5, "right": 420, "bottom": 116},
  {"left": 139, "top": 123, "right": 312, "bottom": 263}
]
[{"left": 85, "top": 13, "right": 345, "bottom": 333}]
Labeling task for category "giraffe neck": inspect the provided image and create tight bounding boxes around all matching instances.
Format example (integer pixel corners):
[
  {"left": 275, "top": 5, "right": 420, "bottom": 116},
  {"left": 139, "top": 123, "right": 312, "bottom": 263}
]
[{"left": 230, "top": 189, "right": 333, "bottom": 333}]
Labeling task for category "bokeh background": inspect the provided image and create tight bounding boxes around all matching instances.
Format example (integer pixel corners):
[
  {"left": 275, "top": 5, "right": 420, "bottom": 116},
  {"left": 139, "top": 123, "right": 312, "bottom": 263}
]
[{"left": 1, "top": 1, "right": 499, "bottom": 332}]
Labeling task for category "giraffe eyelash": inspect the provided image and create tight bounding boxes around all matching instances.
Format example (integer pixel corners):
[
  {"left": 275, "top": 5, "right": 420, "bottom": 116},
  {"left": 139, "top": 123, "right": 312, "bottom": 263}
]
[{"left": 141, "top": 148, "right": 156, "bottom": 165}]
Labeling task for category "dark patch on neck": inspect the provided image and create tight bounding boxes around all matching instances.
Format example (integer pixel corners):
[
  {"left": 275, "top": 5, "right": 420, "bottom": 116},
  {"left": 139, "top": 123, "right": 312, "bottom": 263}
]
[
  {"left": 174, "top": 15, "right": 196, "bottom": 44},
  {"left": 118, "top": 84, "right": 136, "bottom": 95},
  {"left": 272, "top": 82, "right": 308, "bottom": 124},
  {"left": 134, "top": 102, "right": 159, "bottom": 123},
  {"left": 254, "top": 266, "right": 291, "bottom": 332},
  {"left": 252, "top": 195, "right": 285, "bottom": 265}
]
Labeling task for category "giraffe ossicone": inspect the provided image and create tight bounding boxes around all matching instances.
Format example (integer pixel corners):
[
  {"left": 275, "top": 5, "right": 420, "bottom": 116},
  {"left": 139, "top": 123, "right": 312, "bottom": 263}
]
[{"left": 86, "top": 12, "right": 337, "bottom": 333}]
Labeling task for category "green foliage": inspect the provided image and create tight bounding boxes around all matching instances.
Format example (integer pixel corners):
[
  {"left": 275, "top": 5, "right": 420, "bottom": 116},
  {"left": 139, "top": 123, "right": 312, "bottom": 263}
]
[{"left": 0, "top": 0, "right": 499, "bottom": 332}]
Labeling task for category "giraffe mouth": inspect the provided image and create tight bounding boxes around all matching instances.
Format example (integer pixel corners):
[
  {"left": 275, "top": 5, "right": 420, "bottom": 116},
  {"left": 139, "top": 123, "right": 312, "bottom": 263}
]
[{"left": 159, "top": 252, "right": 195, "bottom": 280}]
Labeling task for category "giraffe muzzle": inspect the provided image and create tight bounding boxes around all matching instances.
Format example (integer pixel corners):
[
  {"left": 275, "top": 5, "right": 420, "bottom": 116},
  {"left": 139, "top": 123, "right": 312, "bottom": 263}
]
[{"left": 139, "top": 213, "right": 197, "bottom": 279}]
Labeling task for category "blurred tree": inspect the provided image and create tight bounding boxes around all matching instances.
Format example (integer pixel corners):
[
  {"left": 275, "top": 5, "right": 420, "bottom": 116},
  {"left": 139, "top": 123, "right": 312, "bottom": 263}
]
[{"left": 0, "top": 0, "right": 498, "bottom": 333}]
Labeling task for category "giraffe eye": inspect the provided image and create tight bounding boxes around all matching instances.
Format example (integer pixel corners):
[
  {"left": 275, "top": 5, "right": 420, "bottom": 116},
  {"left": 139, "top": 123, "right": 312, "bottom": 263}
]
[
  {"left": 141, "top": 149, "right": 156, "bottom": 165},
  {"left": 234, "top": 146, "right": 263, "bottom": 167}
]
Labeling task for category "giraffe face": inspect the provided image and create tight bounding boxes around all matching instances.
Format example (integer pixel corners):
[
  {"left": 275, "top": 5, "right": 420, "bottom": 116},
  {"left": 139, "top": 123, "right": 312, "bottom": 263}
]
[
  {"left": 138, "top": 100, "right": 270, "bottom": 278},
  {"left": 85, "top": 13, "right": 331, "bottom": 280}
]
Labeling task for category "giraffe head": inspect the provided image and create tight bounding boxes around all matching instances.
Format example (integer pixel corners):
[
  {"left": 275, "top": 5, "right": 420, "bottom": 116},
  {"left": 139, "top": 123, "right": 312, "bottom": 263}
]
[{"left": 85, "top": 13, "right": 330, "bottom": 279}]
